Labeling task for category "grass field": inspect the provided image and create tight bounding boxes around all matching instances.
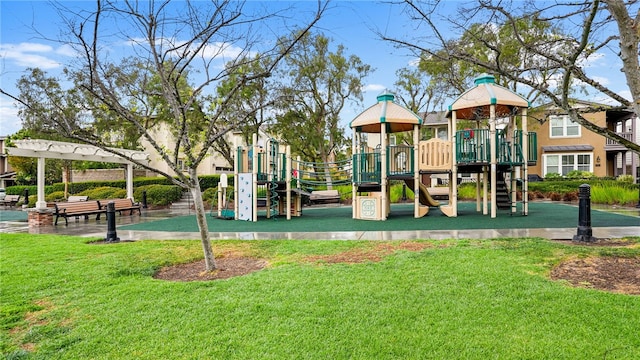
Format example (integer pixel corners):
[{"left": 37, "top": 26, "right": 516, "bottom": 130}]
[{"left": 2, "top": 234, "right": 639, "bottom": 359}]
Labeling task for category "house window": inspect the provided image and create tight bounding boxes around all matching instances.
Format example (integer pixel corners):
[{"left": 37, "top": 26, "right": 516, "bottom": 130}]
[
  {"left": 543, "top": 153, "right": 592, "bottom": 176},
  {"left": 549, "top": 115, "right": 580, "bottom": 138},
  {"left": 177, "top": 159, "right": 187, "bottom": 171}
]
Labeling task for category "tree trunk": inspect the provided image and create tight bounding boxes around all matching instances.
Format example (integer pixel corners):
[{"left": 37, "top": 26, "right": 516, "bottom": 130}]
[{"left": 188, "top": 171, "right": 217, "bottom": 271}]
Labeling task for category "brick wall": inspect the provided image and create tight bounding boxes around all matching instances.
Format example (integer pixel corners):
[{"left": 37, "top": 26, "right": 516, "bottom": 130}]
[{"left": 66, "top": 169, "right": 155, "bottom": 183}]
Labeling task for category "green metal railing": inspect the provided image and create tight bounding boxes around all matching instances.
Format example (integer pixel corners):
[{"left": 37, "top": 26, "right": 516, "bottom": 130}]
[
  {"left": 455, "top": 129, "right": 538, "bottom": 166},
  {"left": 455, "top": 129, "right": 490, "bottom": 163},
  {"left": 353, "top": 152, "right": 381, "bottom": 184},
  {"left": 514, "top": 130, "right": 538, "bottom": 165},
  {"left": 387, "top": 145, "right": 414, "bottom": 177}
]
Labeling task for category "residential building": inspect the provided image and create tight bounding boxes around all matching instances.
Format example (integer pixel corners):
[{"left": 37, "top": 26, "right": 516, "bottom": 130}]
[
  {"left": 528, "top": 101, "right": 638, "bottom": 180},
  {"left": 0, "top": 136, "right": 16, "bottom": 188},
  {"left": 140, "top": 123, "right": 272, "bottom": 177}
]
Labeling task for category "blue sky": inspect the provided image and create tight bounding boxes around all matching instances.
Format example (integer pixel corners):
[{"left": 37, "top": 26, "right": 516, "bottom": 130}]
[{"left": 0, "top": 1, "right": 631, "bottom": 137}]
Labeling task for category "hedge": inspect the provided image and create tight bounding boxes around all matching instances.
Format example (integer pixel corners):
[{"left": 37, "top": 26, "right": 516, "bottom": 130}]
[{"left": 4, "top": 174, "right": 231, "bottom": 196}]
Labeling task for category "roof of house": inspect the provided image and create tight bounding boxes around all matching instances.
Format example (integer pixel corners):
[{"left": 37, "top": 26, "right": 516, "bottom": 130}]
[{"left": 542, "top": 145, "right": 594, "bottom": 152}]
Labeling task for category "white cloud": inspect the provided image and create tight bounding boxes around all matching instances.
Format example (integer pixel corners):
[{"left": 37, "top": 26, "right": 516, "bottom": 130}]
[
  {"left": 0, "top": 42, "right": 61, "bottom": 69},
  {"left": 362, "top": 84, "right": 386, "bottom": 93},
  {"left": 125, "top": 37, "right": 249, "bottom": 62},
  {"left": 578, "top": 51, "right": 606, "bottom": 69},
  {"left": 56, "top": 44, "right": 77, "bottom": 57},
  {"left": 0, "top": 96, "right": 21, "bottom": 136},
  {"left": 591, "top": 76, "right": 610, "bottom": 86}
]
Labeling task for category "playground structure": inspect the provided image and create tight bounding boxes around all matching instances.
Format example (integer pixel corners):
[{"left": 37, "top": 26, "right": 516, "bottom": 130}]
[
  {"left": 350, "top": 74, "right": 537, "bottom": 220},
  {"left": 232, "top": 134, "right": 352, "bottom": 222},
  {"left": 233, "top": 135, "right": 298, "bottom": 221},
  {"left": 230, "top": 74, "right": 537, "bottom": 222}
]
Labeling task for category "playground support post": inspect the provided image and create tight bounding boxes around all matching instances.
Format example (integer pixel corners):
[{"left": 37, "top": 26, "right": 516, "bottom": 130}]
[
  {"left": 380, "top": 113, "right": 388, "bottom": 220},
  {"left": 233, "top": 134, "right": 239, "bottom": 220},
  {"left": 489, "top": 104, "right": 497, "bottom": 218},
  {"left": 252, "top": 133, "right": 259, "bottom": 222},
  {"left": 522, "top": 108, "right": 529, "bottom": 215},
  {"left": 286, "top": 145, "right": 291, "bottom": 220},
  {"left": 450, "top": 110, "right": 458, "bottom": 216},
  {"left": 483, "top": 166, "right": 488, "bottom": 215},
  {"left": 413, "top": 123, "right": 420, "bottom": 218},
  {"left": 352, "top": 133, "right": 357, "bottom": 219}
]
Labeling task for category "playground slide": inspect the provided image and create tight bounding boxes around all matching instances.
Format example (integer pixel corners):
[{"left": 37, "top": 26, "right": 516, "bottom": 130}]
[{"left": 404, "top": 179, "right": 440, "bottom": 207}]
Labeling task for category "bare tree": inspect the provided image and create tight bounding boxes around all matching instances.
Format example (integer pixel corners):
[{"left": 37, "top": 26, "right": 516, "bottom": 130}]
[
  {"left": 1, "top": 0, "right": 327, "bottom": 271},
  {"left": 383, "top": 0, "right": 640, "bottom": 153}
]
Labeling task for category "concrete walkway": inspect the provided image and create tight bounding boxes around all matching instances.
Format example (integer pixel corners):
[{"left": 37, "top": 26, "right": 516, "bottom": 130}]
[{"left": 1, "top": 206, "right": 638, "bottom": 241}]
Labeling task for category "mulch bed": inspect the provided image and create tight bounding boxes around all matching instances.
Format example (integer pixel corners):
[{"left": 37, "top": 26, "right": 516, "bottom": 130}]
[
  {"left": 550, "top": 256, "right": 640, "bottom": 295},
  {"left": 154, "top": 257, "right": 268, "bottom": 281}
]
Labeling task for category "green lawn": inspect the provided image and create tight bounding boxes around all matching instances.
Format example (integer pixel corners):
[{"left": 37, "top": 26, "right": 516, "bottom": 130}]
[{"left": 2, "top": 234, "right": 639, "bottom": 359}]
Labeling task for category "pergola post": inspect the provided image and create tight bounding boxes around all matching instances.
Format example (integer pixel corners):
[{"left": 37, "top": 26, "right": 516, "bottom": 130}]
[
  {"left": 36, "top": 157, "right": 47, "bottom": 210},
  {"left": 126, "top": 163, "right": 134, "bottom": 200}
]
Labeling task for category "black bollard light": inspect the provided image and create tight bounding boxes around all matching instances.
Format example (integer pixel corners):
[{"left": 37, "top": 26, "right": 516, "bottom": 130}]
[
  {"left": 105, "top": 201, "right": 120, "bottom": 243},
  {"left": 23, "top": 188, "right": 29, "bottom": 203},
  {"left": 142, "top": 190, "right": 148, "bottom": 209},
  {"left": 572, "top": 184, "right": 596, "bottom": 242},
  {"left": 402, "top": 183, "right": 407, "bottom": 201}
]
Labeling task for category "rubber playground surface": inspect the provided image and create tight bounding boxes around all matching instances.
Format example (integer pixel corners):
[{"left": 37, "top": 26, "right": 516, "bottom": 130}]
[{"left": 119, "top": 202, "right": 640, "bottom": 233}]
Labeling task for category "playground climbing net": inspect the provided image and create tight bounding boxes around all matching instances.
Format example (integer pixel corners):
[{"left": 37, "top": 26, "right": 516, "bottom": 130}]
[{"left": 293, "top": 158, "right": 352, "bottom": 187}]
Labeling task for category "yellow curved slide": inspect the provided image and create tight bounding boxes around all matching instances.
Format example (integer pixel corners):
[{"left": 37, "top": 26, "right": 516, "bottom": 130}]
[{"left": 404, "top": 179, "right": 440, "bottom": 207}]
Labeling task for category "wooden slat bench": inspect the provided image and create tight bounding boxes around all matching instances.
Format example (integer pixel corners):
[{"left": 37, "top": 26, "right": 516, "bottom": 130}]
[
  {"left": 309, "top": 190, "right": 341, "bottom": 204},
  {"left": 54, "top": 200, "right": 105, "bottom": 226},
  {"left": 0, "top": 194, "right": 21, "bottom": 208},
  {"left": 101, "top": 198, "right": 142, "bottom": 216}
]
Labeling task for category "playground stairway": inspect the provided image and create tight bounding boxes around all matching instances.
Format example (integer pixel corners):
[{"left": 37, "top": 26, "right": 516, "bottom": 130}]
[
  {"left": 170, "top": 191, "right": 193, "bottom": 211},
  {"left": 495, "top": 171, "right": 511, "bottom": 210}
]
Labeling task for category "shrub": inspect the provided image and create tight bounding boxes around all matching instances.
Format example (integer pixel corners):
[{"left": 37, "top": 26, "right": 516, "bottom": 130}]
[
  {"left": 562, "top": 191, "right": 578, "bottom": 202},
  {"left": 202, "top": 187, "right": 219, "bottom": 206},
  {"left": 133, "top": 184, "right": 182, "bottom": 206},
  {"left": 45, "top": 191, "right": 67, "bottom": 202},
  {"left": 566, "top": 170, "right": 595, "bottom": 180},
  {"left": 545, "top": 173, "right": 562, "bottom": 180},
  {"left": 549, "top": 192, "right": 562, "bottom": 201},
  {"left": 616, "top": 174, "right": 634, "bottom": 184},
  {"left": 457, "top": 183, "right": 476, "bottom": 200},
  {"left": 78, "top": 186, "right": 127, "bottom": 200}
]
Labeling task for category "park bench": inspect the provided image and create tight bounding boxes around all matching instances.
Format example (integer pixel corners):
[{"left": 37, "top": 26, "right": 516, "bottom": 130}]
[
  {"left": 0, "top": 194, "right": 21, "bottom": 208},
  {"left": 101, "top": 198, "right": 142, "bottom": 216},
  {"left": 309, "top": 190, "right": 341, "bottom": 204},
  {"left": 53, "top": 200, "right": 105, "bottom": 226}
]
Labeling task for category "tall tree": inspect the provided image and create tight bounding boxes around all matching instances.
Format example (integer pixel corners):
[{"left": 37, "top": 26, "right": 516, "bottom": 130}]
[
  {"left": 1, "top": 0, "right": 327, "bottom": 272},
  {"left": 393, "top": 66, "right": 448, "bottom": 143},
  {"left": 383, "top": 0, "right": 640, "bottom": 153},
  {"left": 211, "top": 55, "right": 277, "bottom": 164},
  {"left": 273, "top": 32, "right": 371, "bottom": 186}
]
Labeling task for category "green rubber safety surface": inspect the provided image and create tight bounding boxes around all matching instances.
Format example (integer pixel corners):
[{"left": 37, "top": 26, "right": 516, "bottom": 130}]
[{"left": 120, "top": 202, "right": 639, "bottom": 233}]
